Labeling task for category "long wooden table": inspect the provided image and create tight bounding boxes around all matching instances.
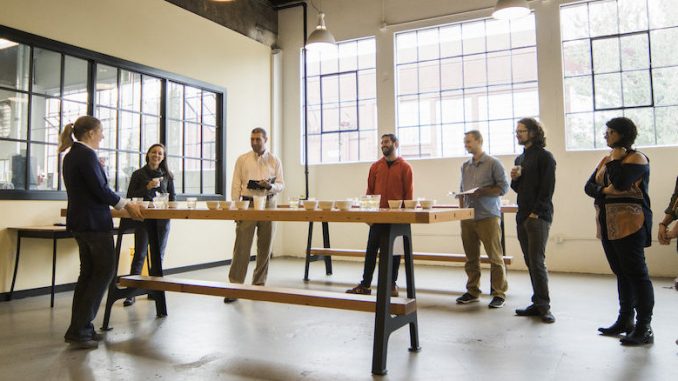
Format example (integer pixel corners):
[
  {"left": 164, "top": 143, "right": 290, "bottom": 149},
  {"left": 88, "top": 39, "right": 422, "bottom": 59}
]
[{"left": 64, "top": 206, "right": 473, "bottom": 375}]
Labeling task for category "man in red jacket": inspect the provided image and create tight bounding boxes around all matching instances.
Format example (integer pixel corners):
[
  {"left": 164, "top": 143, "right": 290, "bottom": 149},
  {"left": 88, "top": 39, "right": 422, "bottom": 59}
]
[{"left": 346, "top": 133, "right": 413, "bottom": 297}]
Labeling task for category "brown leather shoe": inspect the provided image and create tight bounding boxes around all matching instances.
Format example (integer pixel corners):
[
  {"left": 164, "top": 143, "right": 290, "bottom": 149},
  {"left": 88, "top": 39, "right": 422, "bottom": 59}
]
[{"left": 346, "top": 284, "right": 371, "bottom": 295}]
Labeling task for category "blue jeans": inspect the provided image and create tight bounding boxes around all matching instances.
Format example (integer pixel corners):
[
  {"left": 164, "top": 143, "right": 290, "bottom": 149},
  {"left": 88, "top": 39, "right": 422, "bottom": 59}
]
[
  {"left": 130, "top": 219, "right": 170, "bottom": 276},
  {"left": 516, "top": 218, "right": 551, "bottom": 312},
  {"left": 65, "top": 231, "right": 115, "bottom": 341}
]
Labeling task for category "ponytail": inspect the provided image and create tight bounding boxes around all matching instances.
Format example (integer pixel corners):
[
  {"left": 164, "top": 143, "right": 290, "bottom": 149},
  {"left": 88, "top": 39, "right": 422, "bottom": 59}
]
[
  {"left": 58, "top": 123, "right": 75, "bottom": 153},
  {"left": 58, "top": 116, "right": 102, "bottom": 153}
]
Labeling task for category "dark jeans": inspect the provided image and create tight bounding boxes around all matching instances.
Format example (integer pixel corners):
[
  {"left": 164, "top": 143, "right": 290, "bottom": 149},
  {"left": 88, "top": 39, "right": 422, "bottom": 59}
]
[
  {"left": 601, "top": 228, "right": 654, "bottom": 325},
  {"left": 130, "top": 219, "right": 170, "bottom": 276},
  {"left": 359, "top": 224, "right": 401, "bottom": 287},
  {"left": 65, "top": 231, "right": 115, "bottom": 341},
  {"left": 517, "top": 217, "right": 551, "bottom": 312}
]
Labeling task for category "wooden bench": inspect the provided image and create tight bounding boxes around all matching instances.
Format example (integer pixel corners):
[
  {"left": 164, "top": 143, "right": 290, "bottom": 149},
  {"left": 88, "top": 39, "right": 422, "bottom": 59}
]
[
  {"left": 309, "top": 248, "right": 512, "bottom": 265},
  {"left": 119, "top": 275, "right": 417, "bottom": 315}
]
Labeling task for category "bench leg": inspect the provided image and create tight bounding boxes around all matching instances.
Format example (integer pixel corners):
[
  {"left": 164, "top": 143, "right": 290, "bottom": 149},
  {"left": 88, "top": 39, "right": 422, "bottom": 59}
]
[
  {"left": 321, "top": 222, "right": 332, "bottom": 275},
  {"left": 303, "top": 222, "right": 314, "bottom": 281},
  {"left": 50, "top": 238, "right": 57, "bottom": 308},
  {"left": 9, "top": 235, "right": 21, "bottom": 301},
  {"left": 371, "top": 223, "right": 420, "bottom": 375}
]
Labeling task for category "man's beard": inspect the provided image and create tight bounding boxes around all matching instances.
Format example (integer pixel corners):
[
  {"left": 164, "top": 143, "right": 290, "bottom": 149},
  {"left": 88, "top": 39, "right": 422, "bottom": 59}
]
[{"left": 382, "top": 147, "right": 393, "bottom": 157}]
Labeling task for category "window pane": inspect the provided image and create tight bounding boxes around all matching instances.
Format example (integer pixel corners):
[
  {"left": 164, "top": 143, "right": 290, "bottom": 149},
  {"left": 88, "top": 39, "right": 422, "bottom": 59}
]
[
  {"left": 307, "top": 105, "right": 321, "bottom": 134},
  {"left": 622, "top": 70, "right": 652, "bottom": 107},
  {"left": 120, "top": 70, "right": 141, "bottom": 112},
  {"left": 419, "top": 93, "right": 439, "bottom": 126},
  {"left": 0, "top": 40, "right": 30, "bottom": 91},
  {"left": 564, "top": 76, "right": 593, "bottom": 113},
  {"left": 307, "top": 77, "right": 320, "bottom": 105},
  {"left": 185, "top": 122, "right": 201, "bottom": 158},
  {"left": 623, "top": 107, "right": 654, "bottom": 146},
  {"left": 418, "top": 124, "right": 441, "bottom": 158},
  {"left": 398, "top": 127, "right": 420, "bottom": 157},
  {"left": 338, "top": 41, "right": 357, "bottom": 72},
  {"left": 440, "top": 25, "right": 462, "bottom": 57},
  {"left": 0, "top": 90, "right": 28, "bottom": 140},
  {"left": 203, "top": 160, "right": 215, "bottom": 194},
  {"left": 30, "top": 96, "right": 60, "bottom": 144},
  {"left": 398, "top": 95, "right": 419, "bottom": 127},
  {"left": 358, "top": 100, "right": 377, "bottom": 131},
  {"left": 306, "top": 49, "right": 321, "bottom": 77},
  {"left": 463, "top": 54, "right": 486, "bottom": 87},
  {"left": 184, "top": 86, "right": 200, "bottom": 123},
  {"left": 167, "top": 82, "right": 183, "bottom": 120},
  {"left": 184, "top": 158, "right": 201, "bottom": 194},
  {"left": 32, "top": 48, "right": 61, "bottom": 96},
  {"left": 142, "top": 76, "right": 161, "bottom": 116},
  {"left": 589, "top": 0, "right": 619, "bottom": 37},
  {"left": 396, "top": 32, "right": 417, "bottom": 64},
  {"left": 441, "top": 123, "right": 466, "bottom": 157},
  {"left": 97, "top": 149, "right": 117, "bottom": 189},
  {"left": 28, "top": 143, "right": 58, "bottom": 190},
  {"left": 357, "top": 38, "right": 375, "bottom": 69},
  {"left": 319, "top": 46, "right": 339, "bottom": 74},
  {"left": 512, "top": 47, "right": 538, "bottom": 82},
  {"left": 487, "top": 51, "right": 512, "bottom": 86},
  {"left": 565, "top": 112, "right": 594, "bottom": 150},
  {"left": 1, "top": 141, "right": 27, "bottom": 190},
  {"left": 464, "top": 87, "right": 488, "bottom": 121},
  {"left": 592, "top": 37, "right": 620, "bottom": 74},
  {"left": 339, "top": 103, "right": 357, "bottom": 131},
  {"left": 321, "top": 75, "right": 339, "bottom": 104},
  {"left": 562, "top": 40, "right": 592, "bottom": 77},
  {"left": 440, "top": 90, "right": 464, "bottom": 123},
  {"left": 513, "top": 83, "right": 540, "bottom": 118},
  {"left": 648, "top": 0, "right": 678, "bottom": 29},
  {"left": 119, "top": 111, "right": 140, "bottom": 152},
  {"left": 63, "top": 55, "right": 88, "bottom": 102},
  {"left": 560, "top": 3, "right": 589, "bottom": 41},
  {"left": 339, "top": 131, "right": 360, "bottom": 162},
  {"left": 322, "top": 102, "right": 339, "bottom": 132},
  {"left": 418, "top": 60, "right": 440, "bottom": 93},
  {"left": 202, "top": 91, "right": 216, "bottom": 125},
  {"left": 462, "top": 21, "right": 485, "bottom": 55},
  {"left": 167, "top": 156, "right": 183, "bottom": 193},
  {"left": 307, "top": 134, "right": 321, "bottom": 165},
  {"left": 655, "top": 106, "right": 678, "bottom": 145},
  {"left": 96, "top": 64, "right": 118, "bottom": 108},
  {"left": 95, "top": 106, "right": 117, "bottom": 150},
  {"left": 488, "top": 85, "right": 513, "bottom": 120},
  {"left": 358, "top": 70, "right": 376, "bottom": 100},
  {"left": 486, "top": 19, "right": 510, "bottom": 51},
  {"left": 142, "top": 115, "right": 160, "bottom": 150},
  {"left": 510, "top": 15, "right": 536, "bottom": 48},
  {"left": 397, "top": 63, "right": 418, "bottom": 95},
  {"left": 652, "top": 66, "right": 678, "bottom": 106},
  {"left": 339, "top": 73, "right": 357, "bottom": 102},
  {"left": 650, "top": 28, "right": 678, "bottom": 68},
  {"left": 359, "top": 130, "right": 378, "bottom": 162},
  {"left": 619, "top": 0, "right": 648, "bottom": 33},
  {"left": 418, "top": 28, "right": 439, "bottom": 61},
  {"left": 167, "top": 119, "right": 183, "bottom": 155},
  {"left": 118, "top": 151, "right": 140, "bottom": 192},
  {"left": 440, "top": 57, "right": 463, "bottom": 90},
  {"left": 594, "top": 73, "right": 622, "bottom": 109},
  {"left": 488, "top": 119, "right": 516, "bottom": 155},
  {"left": 321, "top": 133, "right": 339, "bottom": 163},
  {"left": 203, "top": 125, "right": 216, "bottom": 161}
]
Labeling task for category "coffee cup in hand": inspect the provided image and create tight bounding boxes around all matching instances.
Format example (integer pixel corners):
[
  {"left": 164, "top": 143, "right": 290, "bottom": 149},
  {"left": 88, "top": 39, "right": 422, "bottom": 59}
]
[{"left": 511, "top": 165, "right": 522, "bottom": 179}]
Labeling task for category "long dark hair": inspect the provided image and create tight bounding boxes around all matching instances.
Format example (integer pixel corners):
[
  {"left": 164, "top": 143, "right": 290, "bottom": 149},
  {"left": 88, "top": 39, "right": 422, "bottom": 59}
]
[
  {"left": 58, "top": 116, "right": 102, "bottom": 153},
  {"left": 518, "top": 117, "right": 546, "bottom": 148},
  {"left": 145, "top": 143, "right": 174, "bottom": 179}
]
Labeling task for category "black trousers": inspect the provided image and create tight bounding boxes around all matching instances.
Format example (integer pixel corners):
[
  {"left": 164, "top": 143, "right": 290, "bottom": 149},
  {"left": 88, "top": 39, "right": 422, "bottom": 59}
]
[
  {"left": 517, "top": 218, "right": 551, "bottom": 312},
  {"left": 601, "top": 228, "right": 654, "bottom": 324},
  {"left": 360, "top": 224, "right": 401, "bottom": 287},
  {"left": 65, "top": 231, "right": 115, "bottom": 341},
  {"left": 130, "top": 219, "right": 170, "bottom": 276}
]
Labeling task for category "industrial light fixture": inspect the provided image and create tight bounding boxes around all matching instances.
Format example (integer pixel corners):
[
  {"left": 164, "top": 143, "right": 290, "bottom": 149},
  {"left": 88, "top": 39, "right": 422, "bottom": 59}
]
[
  {"left": 306, "top": 12, "right": 336, "bottom": 51},
  {"left": 492, "top": 0, "right": 530, "bottom": 20}
]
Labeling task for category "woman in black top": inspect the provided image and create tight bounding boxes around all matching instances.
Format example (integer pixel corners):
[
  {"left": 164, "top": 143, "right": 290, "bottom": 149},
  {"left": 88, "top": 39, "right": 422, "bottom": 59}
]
[
  {"left": 584, "top": 117, "right": 654, "bottom": 346},
  {"left": 124, "top": 143, "right": 175, "bottom": 306},
  {"left": 657, "top": 176, "right": 678, "bottom": 346}
]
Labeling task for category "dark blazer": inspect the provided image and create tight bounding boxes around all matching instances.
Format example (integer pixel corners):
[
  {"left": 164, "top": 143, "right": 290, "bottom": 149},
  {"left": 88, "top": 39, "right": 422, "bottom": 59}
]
[{"left": 63, "top": 142, "right": 121, "bottom": 232}]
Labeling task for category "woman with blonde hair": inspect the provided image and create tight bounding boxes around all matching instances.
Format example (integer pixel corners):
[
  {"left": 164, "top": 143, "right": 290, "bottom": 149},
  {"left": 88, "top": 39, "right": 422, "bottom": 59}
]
[{"left": 59, "top": 116, "right": 143, "bottom": 349}]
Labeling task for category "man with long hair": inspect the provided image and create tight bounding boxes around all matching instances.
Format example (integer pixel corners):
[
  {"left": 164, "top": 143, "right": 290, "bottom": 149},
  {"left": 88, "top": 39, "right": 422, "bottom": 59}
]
[{"left": 511, "top": 118, "right": 557, "bottom": 323}]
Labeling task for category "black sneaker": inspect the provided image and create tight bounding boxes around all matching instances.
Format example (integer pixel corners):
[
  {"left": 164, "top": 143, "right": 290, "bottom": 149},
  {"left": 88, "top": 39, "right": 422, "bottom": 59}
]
[
  {"left": 456, "top": 293, "right": 479, "bottom": 304},
  {"left": 123, "top": 297, "right": 135, "bottom": 307},
  {"left": 223, "top": 297, "right": 238, "bottom": 303},
  {"left": 488, "top": 296, "right": 505, "bottom": 309}
]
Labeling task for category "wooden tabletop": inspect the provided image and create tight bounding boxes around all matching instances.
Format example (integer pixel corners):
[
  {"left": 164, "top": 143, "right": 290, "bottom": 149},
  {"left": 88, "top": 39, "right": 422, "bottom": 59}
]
[{"left": 61, "top": 207, "right": 474, "bottom": 224}]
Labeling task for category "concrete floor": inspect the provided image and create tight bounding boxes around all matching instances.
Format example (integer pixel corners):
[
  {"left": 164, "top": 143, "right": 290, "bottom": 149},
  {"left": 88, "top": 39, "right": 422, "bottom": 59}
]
[{"left": 0, "top": 258, "right": 677, "bottom": 381}]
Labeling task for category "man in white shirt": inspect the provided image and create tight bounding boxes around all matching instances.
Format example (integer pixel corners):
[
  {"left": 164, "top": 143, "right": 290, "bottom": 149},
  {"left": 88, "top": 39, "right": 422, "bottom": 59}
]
[{"left": 225, "top": 128, "right": 284, "bottom": 302}]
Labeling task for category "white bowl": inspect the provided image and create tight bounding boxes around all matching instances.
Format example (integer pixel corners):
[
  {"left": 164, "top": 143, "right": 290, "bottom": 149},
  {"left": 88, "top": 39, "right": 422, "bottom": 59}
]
[
  {"left": 335, "top": 200, "right": 352, "bottom": 211},
  {"left": 420, "top": 199, "right": 436, "bottom": 209},
  {"left": 220, "top": 200, "right": 233, "bottom": 210},
  {"left": 303, "top": 200, "right": 318, "bottom": 210},
  {"left": 388, "top": 200, "right": 402, "bottom": 209},
  {"left": 318, "top": 200, "right": 334, "bottom": 210},
  {"left": 235, "top": 200, "right": 250, "bottom": 210},
  {"left": 206, "top": 201, "right": 220, "bottom": 210},
  {"left": 167, "top": 201, "right": 178, "bottom": 209},
  {"left": 403, "top": 200, "right": 418, "bottom": 209}
]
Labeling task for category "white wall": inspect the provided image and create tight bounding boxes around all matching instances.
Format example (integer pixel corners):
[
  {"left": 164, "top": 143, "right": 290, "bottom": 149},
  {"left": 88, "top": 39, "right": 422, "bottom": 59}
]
[
  {"left": 276, "top": 0, "right": 678, "bottom": 276},
  {"left": 0, "top": 0, "right": 272, "bottom": 292}
]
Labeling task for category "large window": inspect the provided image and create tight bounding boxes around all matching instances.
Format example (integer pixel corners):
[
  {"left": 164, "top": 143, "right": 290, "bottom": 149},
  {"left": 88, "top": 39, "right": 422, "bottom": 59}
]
[
  {"left": 395, "top": 15, "right": 539, "bottom": 158},
  {"left": 302, "top": 37, "right": 378, "bottom": 164},
  {"left": 561, "top": 0, "right": 678, "bottom": 149},
  {"left": 0, "top": 27, "right": 225, "bottom": 199}
]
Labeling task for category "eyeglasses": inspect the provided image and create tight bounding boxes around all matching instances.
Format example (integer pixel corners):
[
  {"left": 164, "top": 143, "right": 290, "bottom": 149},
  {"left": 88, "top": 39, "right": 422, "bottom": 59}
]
[{"left": 515, "top": 129, "right": 528, "bottom": 134}]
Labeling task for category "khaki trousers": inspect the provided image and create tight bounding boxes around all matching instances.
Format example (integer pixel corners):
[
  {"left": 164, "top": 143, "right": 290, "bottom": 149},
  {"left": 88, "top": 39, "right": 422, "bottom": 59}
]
[
  {"left": 460, "top": 217, "right": 508, "bottom": 298},
  {"left": 229, "top": 220, "right": 275, "bottom": 285}
]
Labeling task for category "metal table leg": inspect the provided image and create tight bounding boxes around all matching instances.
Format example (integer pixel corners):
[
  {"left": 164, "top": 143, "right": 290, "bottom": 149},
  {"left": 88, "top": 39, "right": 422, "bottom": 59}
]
[{"left": 8, "top": 233, "right": 22, "bottom": 301}]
